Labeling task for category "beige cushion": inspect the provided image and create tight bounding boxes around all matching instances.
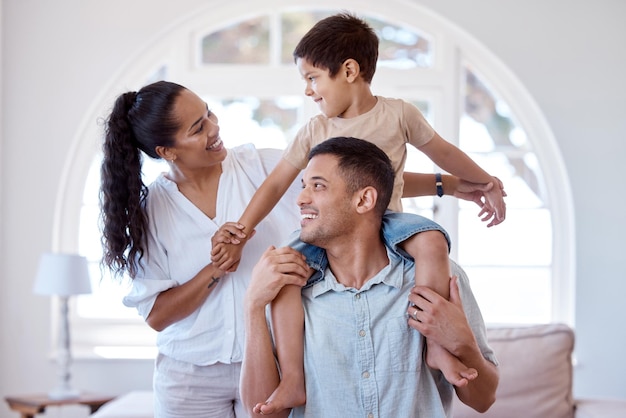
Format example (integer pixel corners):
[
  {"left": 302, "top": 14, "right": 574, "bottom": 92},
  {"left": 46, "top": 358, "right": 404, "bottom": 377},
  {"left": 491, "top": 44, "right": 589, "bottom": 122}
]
[{"left": 453, "top": 323, "right": 575, "bottom": 418}]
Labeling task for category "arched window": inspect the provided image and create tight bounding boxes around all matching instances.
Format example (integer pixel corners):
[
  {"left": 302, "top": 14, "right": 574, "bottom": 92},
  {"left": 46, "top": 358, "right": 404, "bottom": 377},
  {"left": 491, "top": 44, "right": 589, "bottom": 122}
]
[{"left": 58, "top": 2, "right": 573, "bottom": 358}]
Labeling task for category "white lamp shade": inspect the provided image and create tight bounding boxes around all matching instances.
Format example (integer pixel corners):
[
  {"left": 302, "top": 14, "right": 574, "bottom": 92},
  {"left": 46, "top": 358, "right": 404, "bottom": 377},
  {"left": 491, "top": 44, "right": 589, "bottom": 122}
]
[{"left": 33, "top": 253, "right": 92, "bottom": 296}]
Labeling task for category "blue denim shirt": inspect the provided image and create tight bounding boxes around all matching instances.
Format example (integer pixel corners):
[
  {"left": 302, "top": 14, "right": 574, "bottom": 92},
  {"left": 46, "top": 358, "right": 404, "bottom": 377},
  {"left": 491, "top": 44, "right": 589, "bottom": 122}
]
[
  {"left": 290, "top": 212, "right": 497, "bottom": 418},
  {"left": 290, "top": 248, "right": 451, "bottom": 417},
  {"left": 287, "top": 247, "right": 495, "bottom": 418}
]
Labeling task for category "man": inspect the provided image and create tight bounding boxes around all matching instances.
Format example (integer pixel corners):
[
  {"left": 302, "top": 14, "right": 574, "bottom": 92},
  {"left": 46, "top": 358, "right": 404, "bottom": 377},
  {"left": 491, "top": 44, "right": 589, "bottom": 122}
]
[{"left": 240, "top": 137, "right": 498, "bottom": 417}]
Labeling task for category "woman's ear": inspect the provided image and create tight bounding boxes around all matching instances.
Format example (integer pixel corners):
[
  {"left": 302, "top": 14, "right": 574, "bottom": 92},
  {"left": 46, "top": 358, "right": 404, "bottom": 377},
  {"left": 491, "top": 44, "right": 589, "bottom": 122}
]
[
  {"left": 155, "top": 146, "right": 176, "bottom": 162},
  {"left": 343, "top": 59, "right": 360, "bottom": 83}
]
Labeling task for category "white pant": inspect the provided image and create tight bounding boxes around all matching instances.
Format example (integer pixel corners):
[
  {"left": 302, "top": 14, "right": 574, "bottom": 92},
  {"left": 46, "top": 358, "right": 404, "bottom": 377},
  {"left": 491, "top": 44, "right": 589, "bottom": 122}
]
[{"left": 153, "top": 354, "right": 247, "bottom": 418}]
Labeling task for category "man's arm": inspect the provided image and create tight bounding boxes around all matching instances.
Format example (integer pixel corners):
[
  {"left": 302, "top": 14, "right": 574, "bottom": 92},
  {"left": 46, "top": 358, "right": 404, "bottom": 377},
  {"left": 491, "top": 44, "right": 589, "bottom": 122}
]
[
  {"left": 240, "top": 246, "right": 311, "bottom": 417},
  {"left": 408, "top": 277, "right": 498, "bottom": 412}
]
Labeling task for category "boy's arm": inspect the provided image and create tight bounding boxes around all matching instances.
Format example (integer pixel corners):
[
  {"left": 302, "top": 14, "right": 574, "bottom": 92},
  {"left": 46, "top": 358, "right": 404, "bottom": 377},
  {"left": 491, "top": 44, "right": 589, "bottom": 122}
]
[
  {"left": 402, "top": 172, "right": 493, "bottom": 199},
  {"left": 211, "top": 159, "right": 301, "bottom": 271},
  {"left": 240, "top": 246, "right": 309, "bottom": 417},
  {"left": 239, "top": 158, "right": 301, "bottom": 235},
  {"left": 418, "top": 133, "right": 506, "bottom": 225},
  {"left": 402, "top": 172, "right": 504, "bottom": 226}
]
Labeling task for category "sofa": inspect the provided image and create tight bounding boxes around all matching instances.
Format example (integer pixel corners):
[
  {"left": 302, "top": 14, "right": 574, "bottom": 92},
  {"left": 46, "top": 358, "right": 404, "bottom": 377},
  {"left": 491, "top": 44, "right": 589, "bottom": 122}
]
[
  {"left": 92, "top": 324, "right": 626, "bottom": 417},
  {"left": 453, "top": 323, "right": 626, "bottom": 418}
]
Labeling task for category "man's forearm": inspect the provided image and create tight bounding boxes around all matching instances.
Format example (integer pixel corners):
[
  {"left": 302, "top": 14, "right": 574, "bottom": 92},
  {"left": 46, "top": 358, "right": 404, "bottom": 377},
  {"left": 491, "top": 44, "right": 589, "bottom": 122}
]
[{"left": 454, "top": 346, "right": 499, "bottom": 412}]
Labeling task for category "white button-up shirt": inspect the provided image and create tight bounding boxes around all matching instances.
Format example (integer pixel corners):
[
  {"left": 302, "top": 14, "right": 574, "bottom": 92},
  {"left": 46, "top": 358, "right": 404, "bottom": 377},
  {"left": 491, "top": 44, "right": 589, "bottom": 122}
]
[{"left": 123, "top": 144, "right": 301, "bottom": 366}]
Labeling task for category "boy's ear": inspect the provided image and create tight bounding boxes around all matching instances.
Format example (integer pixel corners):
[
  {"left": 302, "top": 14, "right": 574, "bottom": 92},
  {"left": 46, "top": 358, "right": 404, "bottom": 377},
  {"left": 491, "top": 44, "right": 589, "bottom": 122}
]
[{"left": 343, "top": 59, "right": 360, "bottom": 82}]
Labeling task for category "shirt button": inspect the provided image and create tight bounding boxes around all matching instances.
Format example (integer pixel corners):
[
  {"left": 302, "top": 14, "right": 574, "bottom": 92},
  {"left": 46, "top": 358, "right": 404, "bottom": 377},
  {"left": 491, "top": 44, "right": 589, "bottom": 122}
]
[
  {"left": 355, "top": 294, "right": 361, "bottom": 299},
  {"left": 362, "top": 371, "right": 370, "bottom": 379},
  {"left": 359, "top": 330, "right": 366, "bottom": 337}
]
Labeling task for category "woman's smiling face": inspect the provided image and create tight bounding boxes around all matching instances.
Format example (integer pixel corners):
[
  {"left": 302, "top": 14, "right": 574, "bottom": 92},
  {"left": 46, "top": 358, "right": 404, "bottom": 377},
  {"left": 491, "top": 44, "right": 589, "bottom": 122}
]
[{"left": 168, "top": 88, "right": 227, "bottom": 168}]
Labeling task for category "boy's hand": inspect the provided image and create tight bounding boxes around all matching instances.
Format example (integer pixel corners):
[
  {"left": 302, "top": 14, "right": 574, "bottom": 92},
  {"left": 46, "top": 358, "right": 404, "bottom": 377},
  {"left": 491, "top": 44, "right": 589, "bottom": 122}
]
[
  {"left": 483, "top": 176, "right": 506, "bottom": 227},
  {"left": 212, "top": 243, "right": 244, "bottom": 272},
  {"left": 454, "top": 177, "right": 506, "bottom": 228},
  {"left": 211, "top": 222, "right": 254, "bottom": 272}
]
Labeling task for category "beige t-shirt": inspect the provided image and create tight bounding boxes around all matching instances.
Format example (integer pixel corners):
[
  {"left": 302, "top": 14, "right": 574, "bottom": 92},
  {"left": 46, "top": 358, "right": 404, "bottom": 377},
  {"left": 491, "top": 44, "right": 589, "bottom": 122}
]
[{"left": 283, "top": 96, "right": 435, "bottom": 211}]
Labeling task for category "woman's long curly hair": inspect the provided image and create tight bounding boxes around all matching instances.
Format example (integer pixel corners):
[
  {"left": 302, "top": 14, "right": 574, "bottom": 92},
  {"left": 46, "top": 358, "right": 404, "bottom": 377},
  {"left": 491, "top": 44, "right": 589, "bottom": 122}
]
[{"left": 100, "top": 81, "right": 186, "bottom": 278}]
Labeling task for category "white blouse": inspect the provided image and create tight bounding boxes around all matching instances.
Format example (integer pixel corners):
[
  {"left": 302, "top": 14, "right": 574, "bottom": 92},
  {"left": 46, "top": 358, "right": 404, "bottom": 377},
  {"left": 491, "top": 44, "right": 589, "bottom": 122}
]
[{"left": 123, "top": 144, "right": 301, "bottom": 366}]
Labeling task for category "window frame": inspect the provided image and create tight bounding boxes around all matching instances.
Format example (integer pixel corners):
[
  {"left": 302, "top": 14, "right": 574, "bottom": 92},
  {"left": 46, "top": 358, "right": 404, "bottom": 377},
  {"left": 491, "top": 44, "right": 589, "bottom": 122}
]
[{"left": 53, "top": 0, "right": 574, "bottom": 358}]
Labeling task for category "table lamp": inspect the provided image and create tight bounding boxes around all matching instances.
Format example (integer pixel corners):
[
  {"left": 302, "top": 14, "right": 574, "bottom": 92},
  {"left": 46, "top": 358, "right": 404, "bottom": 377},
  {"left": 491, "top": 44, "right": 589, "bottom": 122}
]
[{"left": 33, "top": 253, "right": 92, "bottom": 400}]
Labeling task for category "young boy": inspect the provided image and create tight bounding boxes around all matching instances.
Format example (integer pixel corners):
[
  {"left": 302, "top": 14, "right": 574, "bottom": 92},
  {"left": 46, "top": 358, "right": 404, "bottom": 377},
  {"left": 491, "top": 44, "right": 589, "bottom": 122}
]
[{"left": 212, "top": 12, "right": 505, "bottom": 415}]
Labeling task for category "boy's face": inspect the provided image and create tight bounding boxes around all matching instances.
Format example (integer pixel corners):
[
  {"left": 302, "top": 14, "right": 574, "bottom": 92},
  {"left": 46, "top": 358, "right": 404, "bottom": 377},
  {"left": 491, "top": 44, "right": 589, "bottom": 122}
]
[{"left": 296, "top": 57, "right": 354, "bottom": 118}]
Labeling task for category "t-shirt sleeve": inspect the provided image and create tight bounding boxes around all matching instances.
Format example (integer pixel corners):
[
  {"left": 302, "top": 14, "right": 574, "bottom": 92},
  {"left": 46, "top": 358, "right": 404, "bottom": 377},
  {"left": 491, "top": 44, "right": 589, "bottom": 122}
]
[
  {"left": 283, "top": 122, "right": 314, "bottom": 170},
  {"left": 402, "top": 100, "right": 436, "bottom": 148}
]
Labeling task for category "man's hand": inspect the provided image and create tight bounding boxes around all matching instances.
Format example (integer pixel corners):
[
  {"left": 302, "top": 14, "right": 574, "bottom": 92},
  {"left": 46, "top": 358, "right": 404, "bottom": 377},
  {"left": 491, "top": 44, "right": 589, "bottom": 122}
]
[
  {"left": 245, "top": 246, "right": 312, "bottom": 310},
  {"left": 407, "top": 276, "right": 499, "bottom": 412},
  {"left": 407, "top": 276, "right": 476, "bottom": 357}
]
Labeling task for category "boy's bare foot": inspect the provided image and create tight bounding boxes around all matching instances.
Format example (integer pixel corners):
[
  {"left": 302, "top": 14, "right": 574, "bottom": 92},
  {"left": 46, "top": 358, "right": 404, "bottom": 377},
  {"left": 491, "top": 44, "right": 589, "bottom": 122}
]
[
  {"left": 252, "top": 381, "right": 306, "bottom": 415},
  {"left": 426, "top": 339, "right": 478, "bottom": 387}
]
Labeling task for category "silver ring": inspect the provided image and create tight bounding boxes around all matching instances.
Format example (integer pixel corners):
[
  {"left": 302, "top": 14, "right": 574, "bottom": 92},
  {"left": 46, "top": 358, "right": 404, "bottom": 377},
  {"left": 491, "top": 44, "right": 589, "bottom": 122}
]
[{"left": 412, "top": 308, "right": 419, "bottom": 321}]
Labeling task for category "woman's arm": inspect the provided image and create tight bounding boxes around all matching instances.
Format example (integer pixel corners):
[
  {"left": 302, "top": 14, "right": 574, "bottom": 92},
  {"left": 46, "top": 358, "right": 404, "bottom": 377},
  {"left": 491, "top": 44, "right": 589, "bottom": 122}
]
[{"left": 145, "top": 262, "right": 224, "bottom": 331}]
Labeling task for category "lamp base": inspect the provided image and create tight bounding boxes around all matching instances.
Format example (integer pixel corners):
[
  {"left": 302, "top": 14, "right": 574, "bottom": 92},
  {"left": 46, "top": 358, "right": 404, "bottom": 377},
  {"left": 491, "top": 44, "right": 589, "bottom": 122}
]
[{"left": 48, "top": 387, "right": 81, "bottom": 400}]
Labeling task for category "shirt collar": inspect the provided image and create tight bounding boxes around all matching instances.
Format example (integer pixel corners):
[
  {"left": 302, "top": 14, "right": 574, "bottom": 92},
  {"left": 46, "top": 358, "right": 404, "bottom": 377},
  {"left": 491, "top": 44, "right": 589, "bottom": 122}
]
[{"left": 311, "top": 246, "right": 406, "bottom": 298}]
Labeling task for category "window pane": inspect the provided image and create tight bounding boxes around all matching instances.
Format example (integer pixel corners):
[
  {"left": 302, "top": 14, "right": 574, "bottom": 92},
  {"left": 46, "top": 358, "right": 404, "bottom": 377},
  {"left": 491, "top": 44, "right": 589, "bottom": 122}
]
[
  {"left": 458, "top": 65, "right": 553, "bottom": 323},
  {"left": 201, "top": 16, "right": 270, "bottom": 64},
  {"left": 203, "top": 95, "right": 303, "bottom": 149},
  {"left": 280, "top": 11, "right": 433, "bottom": 68},
  {"left": 368, "top": 17, "right": 433, "bottom": 69},
  {"left": 281, "top": 11, "right": 337, "bottom": 64},
  {"left": 461, "top": 67, "right": 546, "bottom": 206},
  {"left": 458, "top": 208, "right": 552, "bottom": 266},
  {"left": 464, "top": 266, "right": 552, "bottom": 324}
]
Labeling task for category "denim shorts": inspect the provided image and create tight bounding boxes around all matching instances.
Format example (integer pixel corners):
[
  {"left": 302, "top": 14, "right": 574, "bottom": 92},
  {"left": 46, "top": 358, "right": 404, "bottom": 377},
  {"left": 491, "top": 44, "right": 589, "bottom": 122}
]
[{"left": 288, "top": 210, "right": 450, "bottom": 286}]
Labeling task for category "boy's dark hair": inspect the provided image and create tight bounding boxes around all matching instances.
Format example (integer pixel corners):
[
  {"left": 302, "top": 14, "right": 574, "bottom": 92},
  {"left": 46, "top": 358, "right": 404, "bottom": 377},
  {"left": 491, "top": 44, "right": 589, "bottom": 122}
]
[
  {"left": 293, "top": 12, "right": 378, "bottom": 84},
  {"left": 308, "top": 137, "right": 394, "bottom": 217}
]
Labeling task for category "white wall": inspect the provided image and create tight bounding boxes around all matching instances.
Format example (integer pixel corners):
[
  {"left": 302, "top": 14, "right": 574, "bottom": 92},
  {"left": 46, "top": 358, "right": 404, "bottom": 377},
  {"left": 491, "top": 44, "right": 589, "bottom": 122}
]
[{"left": 1, "top": 0, "right": 625, "bottom": 416}]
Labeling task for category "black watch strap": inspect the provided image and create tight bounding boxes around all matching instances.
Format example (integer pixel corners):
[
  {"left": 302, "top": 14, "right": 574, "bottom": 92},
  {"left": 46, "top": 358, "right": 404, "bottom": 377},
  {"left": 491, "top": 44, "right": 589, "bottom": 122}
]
[{"left": 435, "top": 173, "right": 444, "bottom": 197}]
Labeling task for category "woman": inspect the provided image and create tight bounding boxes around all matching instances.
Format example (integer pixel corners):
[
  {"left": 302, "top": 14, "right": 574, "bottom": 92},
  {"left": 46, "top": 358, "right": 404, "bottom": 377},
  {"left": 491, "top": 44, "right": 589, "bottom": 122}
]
[{"left": 100, "top": 80, "right": 304, "bottom": 417}]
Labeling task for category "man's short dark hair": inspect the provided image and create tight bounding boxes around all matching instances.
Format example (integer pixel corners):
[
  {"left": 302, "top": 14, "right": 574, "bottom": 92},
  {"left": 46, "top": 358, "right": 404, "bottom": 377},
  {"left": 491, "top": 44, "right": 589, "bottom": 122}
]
[
  {"left": 308, "top": 137, "right": 394, "bottom": 216},
  {"left": 293, "top": 12, "right": 378, "bottom": 84}
]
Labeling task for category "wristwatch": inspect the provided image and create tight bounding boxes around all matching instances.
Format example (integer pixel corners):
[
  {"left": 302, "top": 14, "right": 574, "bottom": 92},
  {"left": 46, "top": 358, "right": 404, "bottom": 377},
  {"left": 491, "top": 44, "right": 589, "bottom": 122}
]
[{"left": 435, "top": 173, "right": 444, "bottom": 197}]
